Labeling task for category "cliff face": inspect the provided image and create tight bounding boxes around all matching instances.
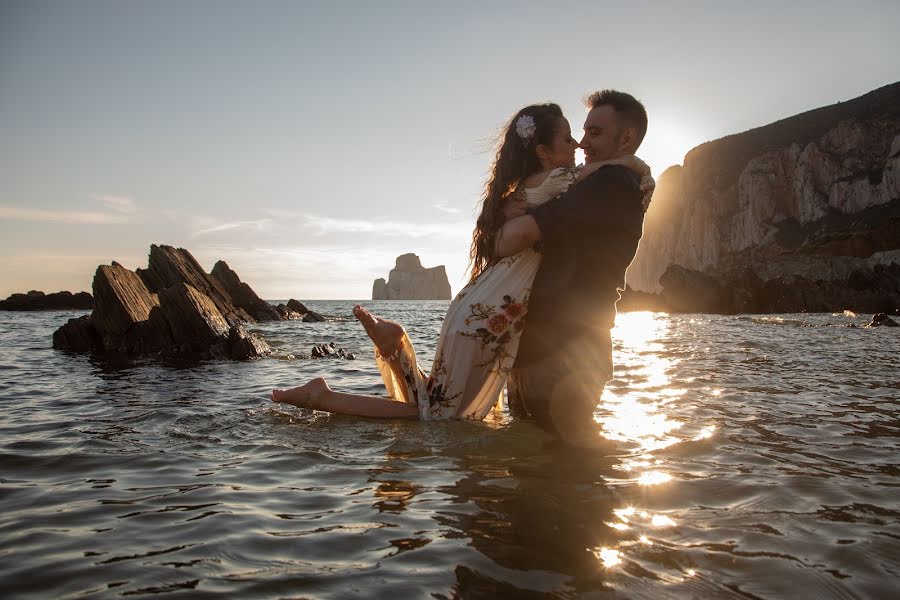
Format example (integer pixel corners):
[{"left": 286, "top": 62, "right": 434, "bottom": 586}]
[
  {"left": 372, "top": 253, "right": 452, "bottom": 300},
  {"left": 627, "top": 82, "right": 900, "bottom": 310}
]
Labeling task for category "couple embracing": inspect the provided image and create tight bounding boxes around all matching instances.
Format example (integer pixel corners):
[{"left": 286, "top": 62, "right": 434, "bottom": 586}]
[{"left": 273, "top": 89, "right": 651, "bottom": 448}]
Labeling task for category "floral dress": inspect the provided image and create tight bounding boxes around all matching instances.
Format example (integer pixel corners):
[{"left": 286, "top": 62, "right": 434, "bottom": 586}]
[{"left": 374, "top": 167, "right": 580, "bottom": 420}]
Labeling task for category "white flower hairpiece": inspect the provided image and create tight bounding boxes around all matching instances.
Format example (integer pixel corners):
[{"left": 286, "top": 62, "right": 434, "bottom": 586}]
[{"left": 515, "top": 115, "right": 536, "bottom": 143}]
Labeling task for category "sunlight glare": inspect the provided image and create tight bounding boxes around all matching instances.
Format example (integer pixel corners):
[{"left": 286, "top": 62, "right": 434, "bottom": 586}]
[
  {"left": 651, "top": 514, "right": 677, "bottom": 527},
  {"left": 638, "top": 471, "right": 672, "bottom": 486},
  {"left": 594, "top": 547, "right": 621, "bottom": 568},
  {"left": 612, "top": 311, "right": 664, "bottom": 347},
  {"left": 693, "top": 425, "right": 716, "bottom": 440},
  {"left": 614, "top": 506, "right": 636, "bottom": 520}
]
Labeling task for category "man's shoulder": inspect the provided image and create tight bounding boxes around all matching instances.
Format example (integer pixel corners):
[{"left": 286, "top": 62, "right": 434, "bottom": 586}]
[{"left": 577, "top": 163, "right": 641, "bottom": 190}]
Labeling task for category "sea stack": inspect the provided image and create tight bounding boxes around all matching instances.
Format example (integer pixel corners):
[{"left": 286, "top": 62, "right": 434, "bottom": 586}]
[{"left": 372, "top": 253, "right": 452, "bottom": 300}]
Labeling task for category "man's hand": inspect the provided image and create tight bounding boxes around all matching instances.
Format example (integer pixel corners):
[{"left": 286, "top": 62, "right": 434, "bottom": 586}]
[{"left": 502, "top": 191, "right": 528, "bottom": 222}]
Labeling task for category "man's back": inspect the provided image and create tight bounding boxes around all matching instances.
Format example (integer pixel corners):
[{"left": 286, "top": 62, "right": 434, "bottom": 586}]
[{"left": 516, "top": 164, "right": 644, "bottom": 367}]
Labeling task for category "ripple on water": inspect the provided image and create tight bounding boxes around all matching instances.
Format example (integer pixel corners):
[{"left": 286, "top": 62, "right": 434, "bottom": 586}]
[{"left": 0, "top": 306, "right": 898, "bottom": 598}]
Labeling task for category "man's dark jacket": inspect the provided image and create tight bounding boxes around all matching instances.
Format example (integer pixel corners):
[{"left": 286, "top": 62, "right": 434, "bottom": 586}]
[{"left": 515, "top": 164, "right": 644, "bottom": 367}]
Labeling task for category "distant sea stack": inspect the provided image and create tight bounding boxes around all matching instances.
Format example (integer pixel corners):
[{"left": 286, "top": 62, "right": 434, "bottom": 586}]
[
  {"left": 626, "top": 82, "right": 900, "bottom": 314},
  {"left": 372, "top": 253, "right": 452, "bottom": 300}
]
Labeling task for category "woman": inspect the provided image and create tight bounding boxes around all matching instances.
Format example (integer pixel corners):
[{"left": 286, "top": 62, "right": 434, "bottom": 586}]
[{"left": 272, "top": 103, "right": 651, "bottom": 420}]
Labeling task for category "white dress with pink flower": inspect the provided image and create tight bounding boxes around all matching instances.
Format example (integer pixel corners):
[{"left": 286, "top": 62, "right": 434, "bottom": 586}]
[{"left": 374, "top": 167, "right": 580, "bottom": 420}]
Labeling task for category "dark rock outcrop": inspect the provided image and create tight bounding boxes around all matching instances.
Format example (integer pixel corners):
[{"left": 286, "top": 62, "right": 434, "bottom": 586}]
[
  {"left": 657, "top": 261, "right": 900, "bottom": 315},
  {"left": 372, "top": 253, "right": 452, "bottom": 300},
  {"left": 0, "top": 290, "right": 93, "bottom": 311},
  {"left": 867, "top": 312, "right": 899, "bottom": 327},
  {"left": 273, "top": 304, "right": 304, "bottom": 320},
  {"left": 286, "top": 299, "right": 310, "bottom": 314},
  {"left": 211, "top": 261, "right": 281, "bottom": 321},
  {"left": 136, "top": 245, "right": 253, "bottom": 326},
  {"left": 311, "top": 342, "right": 355, "bottom": 360},
  {"left": 52, "top": 315, "right": 102, "bottom": 352},
  {"left": 52, "top": 245, "right": 272, "bottom": 360},
  {"left": 273, "top": 299, "right": 322, "bottom": 321}
]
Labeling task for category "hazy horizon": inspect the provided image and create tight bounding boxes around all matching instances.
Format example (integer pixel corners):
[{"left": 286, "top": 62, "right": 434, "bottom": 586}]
[{"left": 2, "top": 0, "right": 899, "bottom": 299}]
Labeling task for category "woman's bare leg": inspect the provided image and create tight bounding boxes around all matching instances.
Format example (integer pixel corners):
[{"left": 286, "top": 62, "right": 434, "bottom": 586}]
[
  {"left": 272, "top": 378, "right": 418, "bottom": 419},
  {"left": 353, "top": 305, "right": 410, "bottom": 383}
]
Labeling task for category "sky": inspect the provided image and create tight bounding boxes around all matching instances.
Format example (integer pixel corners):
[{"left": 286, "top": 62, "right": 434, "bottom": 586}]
[{"left": 2, "top": 0, "right": 899, "bottom": 299}]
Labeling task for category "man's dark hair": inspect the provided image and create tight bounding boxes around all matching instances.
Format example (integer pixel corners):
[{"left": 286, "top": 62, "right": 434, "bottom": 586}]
[{"left": 585, "top": 89, "right": 648, "bottom": 147}]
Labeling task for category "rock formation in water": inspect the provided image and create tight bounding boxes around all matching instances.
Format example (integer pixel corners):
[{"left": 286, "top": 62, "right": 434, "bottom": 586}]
[
  {"left": 210, "top": 260, "right": 281, "bottom": 322},
  {"left": 52, "top": 245, "right": 273, "bottom": 360},
  {"left": 626, "top": 82, "right": 900, "bottom": 313},
  {"left": 0, "top": 290, "right": 93, "bottom": 311},
  {"left": 372, "top": 253, "right": 452, "bottom": 300},
  {"left": 271, "top": 299, "right": 327, "bottom": 322}
]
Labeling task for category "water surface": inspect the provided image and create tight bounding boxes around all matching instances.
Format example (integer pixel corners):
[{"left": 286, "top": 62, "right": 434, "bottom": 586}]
[{"left": 1, "top": 303, "right": 898, "bottom": 598}]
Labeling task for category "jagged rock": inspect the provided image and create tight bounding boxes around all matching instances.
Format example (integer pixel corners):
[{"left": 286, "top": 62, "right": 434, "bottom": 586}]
[
  {"left": 136, "top": 244, "right": 253, "bottom": 326},
  {"left": 52, "top": 246, "right": 272, "bottom": 360},
  {"left": 225, "top": 324, "right": 272, "bottom": 359},
  {"left": 157, "top": 283, "right": 231, "bottom": 354},
  {"left": 868, "top": 312, "right": 899, "bottom": 327},
  {"left": 302, "top": 311, "right": 326, "bottom": 322},
  {"left": 311, "top": 343, "right": 333, "bottom": 358},
  {"left": 626, "top": 82, "right": 900, "bottom": 313},
  {"left": 311, "top": 341, "right": 354, "bottom": 359},
  {"left": 92, "top": 264, "right": 161, "bottom": 339},
  {"left": 274, "top": 299, "right": 319, "bottom": 320},
  {"left": 274, "top": 304, "right": 304, "bottom": 320},
  {"left": 372, "top": 253, "right": 452, "bottom": 300},
  {"left": 210, "top": 261, "right": 281, "bottom": 321},
  {"left": 286, "top": 299, "right": 310, "bottom": 314},
  {"left": 52, "top": 315, "right": 102, "bottom": 352},
  {"left": 0, "top": 290, "right": 93, "bottom": 311}
]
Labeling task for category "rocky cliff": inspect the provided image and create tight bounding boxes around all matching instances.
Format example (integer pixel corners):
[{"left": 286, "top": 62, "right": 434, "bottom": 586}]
[
  {"left": 626, "top": 82, "right": 900, "bottom": 313},
  {"left": 372, "top": 253, "right": 452, "bottom": 300}
]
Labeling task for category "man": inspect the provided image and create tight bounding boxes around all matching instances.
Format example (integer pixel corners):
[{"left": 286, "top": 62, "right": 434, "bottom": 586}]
[{"left": 496, "top": 89, "right": 648, "bottom": 447}]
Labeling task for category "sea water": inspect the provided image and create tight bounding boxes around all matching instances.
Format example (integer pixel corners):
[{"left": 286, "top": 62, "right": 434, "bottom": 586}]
[{"left": 1, "top": 302, "right": 898, "bottom": 598}]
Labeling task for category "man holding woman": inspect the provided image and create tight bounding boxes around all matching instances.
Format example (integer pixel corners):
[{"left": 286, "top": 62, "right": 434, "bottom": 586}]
[{"left": 273, "top": 89, "right": 650, "bottom": 447}]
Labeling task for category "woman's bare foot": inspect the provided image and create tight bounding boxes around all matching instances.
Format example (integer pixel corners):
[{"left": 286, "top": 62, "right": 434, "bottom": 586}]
[
  {"left": 352, "top": 305, "right": 405, "bottom": 358},
  {"left": 271, "top": 377, "right": 330, "bottom": 410}
]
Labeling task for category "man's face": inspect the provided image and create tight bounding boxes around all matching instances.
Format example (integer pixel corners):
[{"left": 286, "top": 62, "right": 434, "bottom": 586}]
[{"left": 580, "top": 105, "right": 626, "bottom": 163}]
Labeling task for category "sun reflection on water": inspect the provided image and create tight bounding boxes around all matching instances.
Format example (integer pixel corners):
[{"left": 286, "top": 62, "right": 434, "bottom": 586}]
[
  {"left": 593, "top": 547, "right": 622, "bottom": 568},
  {"left": 601, "top": 312, "right": 683, "bottom": 452},
  {"left": 598, "top": 312, "right": 714, "bottom": 582}
]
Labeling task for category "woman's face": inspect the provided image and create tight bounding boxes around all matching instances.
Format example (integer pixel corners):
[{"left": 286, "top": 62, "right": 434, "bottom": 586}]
[{"left": 539, "top": 117, "right": 578, "bottom": 169}]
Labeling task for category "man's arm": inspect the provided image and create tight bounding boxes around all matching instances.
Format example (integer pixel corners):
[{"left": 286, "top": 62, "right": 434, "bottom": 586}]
[
  {"left": 494, "top": 165, "right": 642, "bottom": 257},
  {"left": 531, "top": 165, "right": 642, "bottom": 245}
]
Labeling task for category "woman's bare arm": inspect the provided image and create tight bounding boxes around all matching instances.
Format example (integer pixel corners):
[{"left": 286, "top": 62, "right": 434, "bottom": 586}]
[{"left": 494, "top": 215, "right": 541, "bottom": 257}]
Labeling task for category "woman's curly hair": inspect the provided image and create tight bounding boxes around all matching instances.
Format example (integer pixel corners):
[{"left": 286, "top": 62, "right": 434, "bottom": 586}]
[{"left": 468, "top": 103, "right": 564, "bottom": 283}]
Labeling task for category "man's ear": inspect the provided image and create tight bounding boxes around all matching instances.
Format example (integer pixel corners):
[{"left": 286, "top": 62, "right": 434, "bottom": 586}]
[{"left": 618, "top": 128, "right": 637, "bottom": 153}]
